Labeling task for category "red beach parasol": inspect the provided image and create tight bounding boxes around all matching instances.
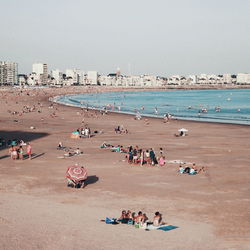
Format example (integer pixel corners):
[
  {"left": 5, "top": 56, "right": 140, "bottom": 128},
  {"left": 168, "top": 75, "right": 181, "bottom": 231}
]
[{"left": 66, "top": 165, "right": 88, "bottom": 182}]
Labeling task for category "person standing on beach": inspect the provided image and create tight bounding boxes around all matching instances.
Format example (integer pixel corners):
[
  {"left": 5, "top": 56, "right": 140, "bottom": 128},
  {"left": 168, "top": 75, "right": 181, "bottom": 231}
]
[
  {"left": 9, "top": 145, "right": 17, "bottom": 160},
  {"left": 18, "top": 146, "right": 24, "bottom": 160},
  {"left": 26, "top": 143, "right": 32, "bottom": 160},
  {"left": 149, "top": 148, "right": 157, "bottom": 165}
]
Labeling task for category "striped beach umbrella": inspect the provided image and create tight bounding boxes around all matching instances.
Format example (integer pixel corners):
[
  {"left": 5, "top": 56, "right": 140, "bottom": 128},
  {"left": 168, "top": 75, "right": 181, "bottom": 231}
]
[{"left": 66, "top": 165, "right": 88, "bottom": 182}]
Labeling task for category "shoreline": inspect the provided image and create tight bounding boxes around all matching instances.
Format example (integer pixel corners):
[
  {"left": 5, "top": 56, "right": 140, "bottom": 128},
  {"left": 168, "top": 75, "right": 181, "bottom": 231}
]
[{"left": 51, "top": 88, "right": 250, "bottom": 127}]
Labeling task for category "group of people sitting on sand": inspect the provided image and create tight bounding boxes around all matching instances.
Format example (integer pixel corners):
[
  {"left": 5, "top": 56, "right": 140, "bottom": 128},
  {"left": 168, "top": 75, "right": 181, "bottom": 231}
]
[
  {"left": 106, "top": 210, "right": 166, "bottom": 228},
  {"left": 8, "top": 142, "right": 32, "bottom": 160},
  {"left": 179, "top": 163, "right": 205, "bottom": 175},
  {"left": 114, "top": 125, "right": 128, "bottom": 134}
]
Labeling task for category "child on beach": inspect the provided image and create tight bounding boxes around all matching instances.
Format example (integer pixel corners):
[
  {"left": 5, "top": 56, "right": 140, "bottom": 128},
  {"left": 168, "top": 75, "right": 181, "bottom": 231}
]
[
  {"left": 18, "top": 146, "right": 24, "bottom": 160},
  {"left": 26, "top": 143, "right": 32, "bottom": 160},
  {"left": 159, "top": 156, "right": 166, "bottom": 166}
]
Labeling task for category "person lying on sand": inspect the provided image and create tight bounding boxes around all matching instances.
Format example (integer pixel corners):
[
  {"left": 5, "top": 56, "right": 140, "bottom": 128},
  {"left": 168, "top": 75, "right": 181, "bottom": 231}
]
[
  {"left": 179, "top": 163, "right": 205, "bottom": 175},
  {"left": 100, "top": 142, "right": 114, "bottom": 148}
]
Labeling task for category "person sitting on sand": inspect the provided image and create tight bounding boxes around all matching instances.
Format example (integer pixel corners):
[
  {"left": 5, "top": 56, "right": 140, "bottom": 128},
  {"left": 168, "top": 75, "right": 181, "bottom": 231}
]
[
  {"left": 179, "top": 165, "right": 185, "bottom": 174},
  {"left": 74, "top": 148, "right": 82, "bottom": 155},
  {"left": 189, "top": 163, "right": 198, "bottom": 175},
  {"left": 126, "top": 210, "right": 132, "bottom": 220},
  {"left": 57, "top": 142, "right": 64, "bottom": 150},
  {"left": 159, "top": 155, "right": 166, "bottom": 166},
  {"left": 118, "top": 210, "right": 127, "bottom": 223},
  {"left": 135, "top": 211, "right": 144, "bottom": 224},
  {"left": 153, "top": 212, "right": 166, "bottom": 226},
  {"left": 142, "top": 213, "right": 149, "bottom": 223}
]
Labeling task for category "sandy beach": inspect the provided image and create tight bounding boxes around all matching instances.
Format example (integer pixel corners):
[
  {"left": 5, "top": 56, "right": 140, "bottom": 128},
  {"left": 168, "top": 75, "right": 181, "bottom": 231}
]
[{"left": 0, "top": 86, "right": 249, "bottom": 250}]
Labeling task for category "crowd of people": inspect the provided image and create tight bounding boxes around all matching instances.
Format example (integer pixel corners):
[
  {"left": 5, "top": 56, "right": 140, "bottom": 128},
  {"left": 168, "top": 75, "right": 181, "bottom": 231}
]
[
  {"left": 126, "top": 146, "right": 166, "bottom": 166},
  {"left": 101, "top": 143, "right": 167, "bottom": 167},
  {"left": 73, "top": 126, "right": 92, "bottom": 138}
]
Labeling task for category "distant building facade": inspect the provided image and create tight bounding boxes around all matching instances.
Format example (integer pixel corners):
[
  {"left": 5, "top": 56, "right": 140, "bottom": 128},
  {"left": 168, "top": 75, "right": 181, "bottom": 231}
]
[
  {"left": 87, "top": 71, "right": 98, "bottom": 85},
  {"left": 0, "top": 61, "right": 18, "bottom": 85},
  {"left": 32, "top": 63, "right": 48, "bottom": 85},
  {"left": 237, "top": 73, "right": 250, "bottom": 84}
]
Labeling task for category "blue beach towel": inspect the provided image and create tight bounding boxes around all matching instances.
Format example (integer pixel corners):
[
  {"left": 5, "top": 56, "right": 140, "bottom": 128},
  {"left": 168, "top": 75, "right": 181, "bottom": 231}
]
[{"left": 157, "top": 225, "right": 178, "bottom": 231}]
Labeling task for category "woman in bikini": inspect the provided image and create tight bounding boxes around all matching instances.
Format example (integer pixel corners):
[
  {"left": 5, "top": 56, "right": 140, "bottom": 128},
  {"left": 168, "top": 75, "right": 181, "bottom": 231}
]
[{"left": 153, "top": 212, "right": 166, "bottom": 226}]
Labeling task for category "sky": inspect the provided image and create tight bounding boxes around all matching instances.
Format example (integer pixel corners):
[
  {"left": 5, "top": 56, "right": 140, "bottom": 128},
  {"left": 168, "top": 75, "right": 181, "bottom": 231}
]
[{"left": 1, "top": 0, "right": 250, "bottom": 76}]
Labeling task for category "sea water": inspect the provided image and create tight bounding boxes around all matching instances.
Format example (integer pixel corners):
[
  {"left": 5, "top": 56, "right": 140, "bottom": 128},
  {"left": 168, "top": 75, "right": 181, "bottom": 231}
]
[{"left": 54, "top": 89, "right": 250, "bottom": 125}]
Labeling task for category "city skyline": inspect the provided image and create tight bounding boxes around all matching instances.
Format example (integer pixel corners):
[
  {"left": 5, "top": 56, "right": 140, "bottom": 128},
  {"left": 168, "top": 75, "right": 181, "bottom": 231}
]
[{"left": 1, "top": 0, "right": 250, "bottom": 76}]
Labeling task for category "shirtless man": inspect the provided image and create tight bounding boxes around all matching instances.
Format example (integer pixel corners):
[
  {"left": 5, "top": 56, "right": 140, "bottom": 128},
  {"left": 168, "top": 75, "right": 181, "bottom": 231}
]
[{"left": 135, "top": 211, "right": 144, "bottom": 224}]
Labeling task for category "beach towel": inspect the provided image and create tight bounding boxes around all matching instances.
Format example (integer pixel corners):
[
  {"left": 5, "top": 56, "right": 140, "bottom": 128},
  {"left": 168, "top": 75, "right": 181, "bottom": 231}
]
[
  {"left": 157, "top": 225, "right": 178, "bottom": 231},
  {"left": 105, "top": 217, "right": 119, "bottom": 225},
  {"left": 146, "top": 224, "right": 178, "bottom": 231}
]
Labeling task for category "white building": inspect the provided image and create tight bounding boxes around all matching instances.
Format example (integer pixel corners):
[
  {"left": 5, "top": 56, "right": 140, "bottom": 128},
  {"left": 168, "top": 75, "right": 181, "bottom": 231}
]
[
  {"left": 78, "top": 70, "right": 86, "bottom": 85},
  {"left": 65, "top": 69, "right": 80, "bottom": 85},
  {"left": 168, "top": 75, "right": 181, "bottom": 85},
  {"left": 0, "top": 61, "right": 18, "bottom": 85},
  {"left": 187, "top": 75, "right": 197, "bottom": 85},
  {"left": 87, "top": 71, "right": 98, "bottom": 85},
  {"left": 51, "top": 69, "right": 63, "bottom": 85},
  {"left": 223, "top": 74, "right": 232, "bottom": 84},
  {"left": 237, "top": 73, "right": 250, "bottom": 84},
  {"left": 27, "top": 72, "right": 40, "bottom": 86},
  {"left": 32, "top": 63, "right": 48, "bottom": 85}
]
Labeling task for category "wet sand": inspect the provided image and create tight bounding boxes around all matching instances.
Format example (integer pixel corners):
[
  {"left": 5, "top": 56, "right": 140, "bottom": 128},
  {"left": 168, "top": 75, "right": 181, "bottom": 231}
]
[{"left": 0, "top": 87, "right": 249, "bottom": 250}]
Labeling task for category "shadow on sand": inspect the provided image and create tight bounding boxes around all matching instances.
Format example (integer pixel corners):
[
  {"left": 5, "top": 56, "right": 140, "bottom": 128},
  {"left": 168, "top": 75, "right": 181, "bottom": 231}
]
[
  {"left": 0, "top": 130, "right": 49, "bottom": 152},
  {"left": 85, "top": 175, "right": 99, "bottom": 187}
]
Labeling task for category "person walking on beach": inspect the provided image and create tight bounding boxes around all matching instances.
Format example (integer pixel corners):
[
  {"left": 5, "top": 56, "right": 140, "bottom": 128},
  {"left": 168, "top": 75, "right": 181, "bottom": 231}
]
[{"left": 26, "top": 143, "right": 32, "bottom": 160}]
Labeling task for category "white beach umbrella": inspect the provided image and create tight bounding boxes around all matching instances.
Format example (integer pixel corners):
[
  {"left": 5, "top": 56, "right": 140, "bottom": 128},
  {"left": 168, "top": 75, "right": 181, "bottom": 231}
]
[{"left": 178, "top": 128, "right": 188, "bottom": 132}]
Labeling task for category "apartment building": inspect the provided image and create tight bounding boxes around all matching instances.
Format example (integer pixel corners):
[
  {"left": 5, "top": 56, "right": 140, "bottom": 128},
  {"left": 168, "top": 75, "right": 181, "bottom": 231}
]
[
  {"left": 0, "top": 61, "right": 18, "bottom": 85},
  {"left": 32, "top": 63, "right": 48, "bottom": 85}
]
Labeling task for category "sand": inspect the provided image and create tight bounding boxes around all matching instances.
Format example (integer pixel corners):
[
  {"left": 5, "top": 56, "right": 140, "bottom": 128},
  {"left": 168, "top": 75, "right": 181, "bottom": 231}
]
[{"left": 0, "top": 86, "right": 249, "bottom": 250}]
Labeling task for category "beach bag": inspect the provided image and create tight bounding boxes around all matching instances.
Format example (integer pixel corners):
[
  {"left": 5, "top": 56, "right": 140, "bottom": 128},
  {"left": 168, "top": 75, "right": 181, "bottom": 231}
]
[{"left": 128, "top": 220, "right": 134, "bottom": 225}]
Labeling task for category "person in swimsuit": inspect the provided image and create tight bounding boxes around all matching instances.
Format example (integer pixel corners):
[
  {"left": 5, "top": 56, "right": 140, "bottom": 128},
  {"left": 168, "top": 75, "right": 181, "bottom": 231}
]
[
  {"left": 135, "top": 211, "right": 144, "bottom": 224},
  {"left": 153, "top": 212, "right": 166, "bottom": 226},
  {"left": 26, "top": 143, "right": 32, "bottom": 160}
]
